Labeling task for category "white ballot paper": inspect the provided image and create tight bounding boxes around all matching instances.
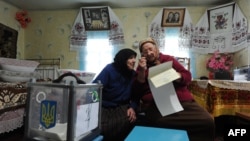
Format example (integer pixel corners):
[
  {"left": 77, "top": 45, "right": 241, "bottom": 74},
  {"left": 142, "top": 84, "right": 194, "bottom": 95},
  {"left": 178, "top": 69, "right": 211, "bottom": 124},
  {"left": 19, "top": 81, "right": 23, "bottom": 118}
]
[
  {"left": 75, "top": 103, "right": 99, "bottom": 138},
  {"left": 148, "top": 61, "right": 183, "bottom": 116}
]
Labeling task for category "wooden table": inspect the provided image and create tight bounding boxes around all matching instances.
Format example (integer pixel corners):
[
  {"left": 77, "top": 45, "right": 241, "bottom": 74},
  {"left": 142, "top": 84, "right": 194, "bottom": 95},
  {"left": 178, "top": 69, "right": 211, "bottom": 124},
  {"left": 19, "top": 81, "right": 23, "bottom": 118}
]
[{"left": 188, "top": 80, "right": 250, "bottom": 117}]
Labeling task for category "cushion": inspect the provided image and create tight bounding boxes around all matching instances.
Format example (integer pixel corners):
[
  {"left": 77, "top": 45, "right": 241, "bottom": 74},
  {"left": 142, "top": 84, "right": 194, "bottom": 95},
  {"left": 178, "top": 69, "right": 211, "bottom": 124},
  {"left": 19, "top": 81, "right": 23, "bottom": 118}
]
[
  {"left": 0, "top": 57, "right": 39, "bottom": 72},
  {"left": 0, "top": 70, "right": 40, "bottom": 82}
]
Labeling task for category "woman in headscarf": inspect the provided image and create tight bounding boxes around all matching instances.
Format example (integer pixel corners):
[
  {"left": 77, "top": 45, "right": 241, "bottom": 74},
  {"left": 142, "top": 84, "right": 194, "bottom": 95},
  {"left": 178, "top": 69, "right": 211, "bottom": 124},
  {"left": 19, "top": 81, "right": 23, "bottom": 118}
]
[{"left": 93, "top": 48, "right": 137, "bottom": 141}]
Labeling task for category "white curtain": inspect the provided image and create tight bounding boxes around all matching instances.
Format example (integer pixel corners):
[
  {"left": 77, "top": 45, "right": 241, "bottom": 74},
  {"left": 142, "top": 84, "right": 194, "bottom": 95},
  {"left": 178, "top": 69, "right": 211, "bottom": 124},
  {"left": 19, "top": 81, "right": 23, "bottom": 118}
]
[{"left": 191, "top": 11, "right": 210, "bottom": 54}]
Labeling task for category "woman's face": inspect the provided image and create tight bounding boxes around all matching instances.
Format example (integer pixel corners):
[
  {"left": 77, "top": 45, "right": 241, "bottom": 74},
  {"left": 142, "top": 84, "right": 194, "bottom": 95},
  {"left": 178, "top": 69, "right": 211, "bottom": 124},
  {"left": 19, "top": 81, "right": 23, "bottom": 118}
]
[
  {"left": 141, "top": 42, "right": 159, "bottom": 63},
  {"left": 126, "top": 55, "right": 136, "bottom": 70}
]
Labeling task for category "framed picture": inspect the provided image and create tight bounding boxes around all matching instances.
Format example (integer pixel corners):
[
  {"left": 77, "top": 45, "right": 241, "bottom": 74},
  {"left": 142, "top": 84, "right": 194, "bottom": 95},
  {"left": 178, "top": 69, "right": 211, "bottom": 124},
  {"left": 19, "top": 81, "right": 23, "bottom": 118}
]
[
  {"left": 0, "top": 23, "right": 18, "bottom": 58},
  {"left": 161, "top": 8, "right": 185, "bottom": 27},
  {"left": 208, "top": 3, "right": 234, "bottom": 34},
  {"left": 82, "top": 7, "right": 110, "bottom": 31}
]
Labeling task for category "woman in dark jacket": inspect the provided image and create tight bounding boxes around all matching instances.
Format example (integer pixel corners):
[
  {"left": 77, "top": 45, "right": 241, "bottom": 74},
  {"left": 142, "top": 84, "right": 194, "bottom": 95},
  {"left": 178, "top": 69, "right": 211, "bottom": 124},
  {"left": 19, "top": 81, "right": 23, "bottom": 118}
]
[{"left": 93, "top": 48, "right": 137, "bottom": 141}]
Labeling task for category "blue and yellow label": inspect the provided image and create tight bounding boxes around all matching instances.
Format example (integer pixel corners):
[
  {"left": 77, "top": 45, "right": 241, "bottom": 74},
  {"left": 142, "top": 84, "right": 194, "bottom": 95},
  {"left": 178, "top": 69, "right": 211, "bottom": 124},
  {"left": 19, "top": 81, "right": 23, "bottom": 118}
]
[{"left": 40, "top": 100, "right": 57, "bottom": 129}]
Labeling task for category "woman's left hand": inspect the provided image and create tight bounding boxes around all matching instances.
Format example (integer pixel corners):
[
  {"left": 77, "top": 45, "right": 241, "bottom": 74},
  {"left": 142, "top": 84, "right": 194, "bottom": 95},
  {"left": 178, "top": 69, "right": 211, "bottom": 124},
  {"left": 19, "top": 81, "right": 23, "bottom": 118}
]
[{"left": 127, "top": 107, "right": 137, "bottom": 123}]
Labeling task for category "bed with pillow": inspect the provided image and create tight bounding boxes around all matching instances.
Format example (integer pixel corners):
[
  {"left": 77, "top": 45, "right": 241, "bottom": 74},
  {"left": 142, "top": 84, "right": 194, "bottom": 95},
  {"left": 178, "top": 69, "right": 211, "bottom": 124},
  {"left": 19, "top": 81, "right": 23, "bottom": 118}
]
[
  {"left": 0, "top": 57, "right": 60, "bottom": 134},
  {"left": 0, "top": 57, "right": 97, "bottom": 134}
]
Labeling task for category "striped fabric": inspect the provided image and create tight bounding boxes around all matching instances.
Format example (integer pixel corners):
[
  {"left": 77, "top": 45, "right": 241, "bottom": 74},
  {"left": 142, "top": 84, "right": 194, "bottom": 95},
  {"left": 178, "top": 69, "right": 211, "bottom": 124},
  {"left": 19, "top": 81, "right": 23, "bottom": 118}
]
[{"left": 101, "top": 104, "right": 134, "bottom": 141}]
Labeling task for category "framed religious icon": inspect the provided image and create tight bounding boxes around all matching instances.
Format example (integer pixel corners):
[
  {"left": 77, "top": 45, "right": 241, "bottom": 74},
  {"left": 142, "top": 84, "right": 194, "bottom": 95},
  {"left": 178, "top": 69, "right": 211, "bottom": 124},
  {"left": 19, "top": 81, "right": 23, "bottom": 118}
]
[
  {"left": 82, "top": 7, "right": 110, "bottom": 31},
  {"left": 161, "top": 8, "right": 185, "bottom": 27},
  {"left": 208, "top": 3, "right": 234, "bottom": 34}
]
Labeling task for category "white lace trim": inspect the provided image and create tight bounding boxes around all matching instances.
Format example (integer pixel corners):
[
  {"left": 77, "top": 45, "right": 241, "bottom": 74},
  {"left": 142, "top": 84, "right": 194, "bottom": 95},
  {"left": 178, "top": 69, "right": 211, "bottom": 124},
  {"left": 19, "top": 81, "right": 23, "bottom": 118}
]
[
  {"left": 195, "top": 80, "right": 250, "bottom": 91},
  {"left": 196, "top": 80, "right": 209, "bottom": 88},
  {"left": 0, "top": 108, "right": 24, "bottom": 133}
]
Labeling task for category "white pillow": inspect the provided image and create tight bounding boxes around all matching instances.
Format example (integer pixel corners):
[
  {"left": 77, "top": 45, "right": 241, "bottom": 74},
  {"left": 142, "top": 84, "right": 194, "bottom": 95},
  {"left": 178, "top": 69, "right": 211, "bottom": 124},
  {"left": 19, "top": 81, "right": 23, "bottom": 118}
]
[
  {"left": 0, "top": 70, "right": 40, "bottom": 82},
  {"left": 0, "top": 57, "right": 39, "bottom": 72}
]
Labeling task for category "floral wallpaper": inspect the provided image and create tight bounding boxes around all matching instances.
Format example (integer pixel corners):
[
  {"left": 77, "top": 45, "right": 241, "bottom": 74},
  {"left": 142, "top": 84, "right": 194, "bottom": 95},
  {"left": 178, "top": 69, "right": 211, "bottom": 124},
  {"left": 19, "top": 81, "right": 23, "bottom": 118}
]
[
  {"left": 24, "top": 7, "right": 206, "bottom": 71},
  {"left": 1, "top": 0, "right": 250, "bottom": 79},
  {"left": 24, "top": 8, "right": 162, "bottom": 69},
  {"left": 24, "top": 10, "right": 78, "bottom": 69}
]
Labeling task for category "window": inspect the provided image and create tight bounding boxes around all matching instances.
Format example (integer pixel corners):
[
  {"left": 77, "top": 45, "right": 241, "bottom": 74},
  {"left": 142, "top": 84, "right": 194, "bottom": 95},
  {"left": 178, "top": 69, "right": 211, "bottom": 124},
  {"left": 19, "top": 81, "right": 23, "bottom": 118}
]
[
  {"left": 78, "top": 31, "right": 122, "bottom": 75},
  {"left": 161, "top": 28, "right": 195, "bottom": 77},
  {"left": 161, "top": 28, "right": 189, "bottom": 58},
  {"left": 79, "top": 39, "right": 113, "bottom": 74}
]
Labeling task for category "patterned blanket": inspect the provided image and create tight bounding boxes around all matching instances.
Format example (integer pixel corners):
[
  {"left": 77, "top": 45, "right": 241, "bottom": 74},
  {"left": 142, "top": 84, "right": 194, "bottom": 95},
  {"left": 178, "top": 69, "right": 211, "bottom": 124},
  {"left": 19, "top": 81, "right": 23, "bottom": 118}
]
[
  {"left": 189, "top": 80, "right": 250, "bottom": 117},
  {"left": 0, "top": 82, "right": 27, "bottom": 113}
]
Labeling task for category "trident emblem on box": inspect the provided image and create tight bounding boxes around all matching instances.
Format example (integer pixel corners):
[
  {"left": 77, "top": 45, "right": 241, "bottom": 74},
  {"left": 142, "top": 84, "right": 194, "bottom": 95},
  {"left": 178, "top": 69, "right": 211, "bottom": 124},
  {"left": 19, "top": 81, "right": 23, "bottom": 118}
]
[{"left": 40, "top": 100, "right": 57, "bottom": 129}]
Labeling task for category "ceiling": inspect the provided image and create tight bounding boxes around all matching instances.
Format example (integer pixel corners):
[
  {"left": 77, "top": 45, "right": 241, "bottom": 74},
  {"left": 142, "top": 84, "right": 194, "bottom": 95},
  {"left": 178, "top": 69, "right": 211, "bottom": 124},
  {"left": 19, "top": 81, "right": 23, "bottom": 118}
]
[{"left": 3, "top": 0, "right": 233, "bottom": 10}]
